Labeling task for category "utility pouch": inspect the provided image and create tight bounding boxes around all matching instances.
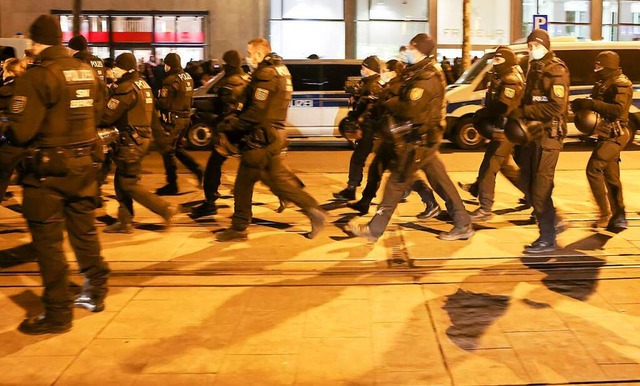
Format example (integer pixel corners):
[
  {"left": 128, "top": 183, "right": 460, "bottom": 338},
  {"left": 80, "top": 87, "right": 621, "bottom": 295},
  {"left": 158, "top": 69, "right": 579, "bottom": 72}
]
[{"left": 34, "top": 148, "right": 69, "bottom": 177}]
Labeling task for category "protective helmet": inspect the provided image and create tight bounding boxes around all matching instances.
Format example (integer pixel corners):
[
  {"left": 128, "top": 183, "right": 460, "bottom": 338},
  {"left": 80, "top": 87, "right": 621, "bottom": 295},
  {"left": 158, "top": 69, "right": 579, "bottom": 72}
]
[
  {"left": 339, "top": 115, "right": 359, "bottom": 141},
  {"left": 472, "top": 108, "right": 499, "bottom": 139},
  {"left": 504, "top": 118, "right": 543, "bottom": 145},
  {"left": 573, "top": 110, "right": 600, "bottom": 135}
]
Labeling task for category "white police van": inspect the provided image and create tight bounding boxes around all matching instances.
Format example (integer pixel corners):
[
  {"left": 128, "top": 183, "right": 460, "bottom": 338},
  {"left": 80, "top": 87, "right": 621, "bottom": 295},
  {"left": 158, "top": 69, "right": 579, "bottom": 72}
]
[
  {"left": 445, "top": 40, "right": 640, "bottom": 149},
  {"left": 188, "top": 59, "right": 361, "bottom": 149}
]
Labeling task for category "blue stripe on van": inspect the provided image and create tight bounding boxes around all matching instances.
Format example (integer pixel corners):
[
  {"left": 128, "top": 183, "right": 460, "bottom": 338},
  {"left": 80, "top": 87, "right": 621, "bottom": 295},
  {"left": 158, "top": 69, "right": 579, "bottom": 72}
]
[
  {"left": 446, "top": 99, "right": 483, "bottom": 113},
  {"left": 291, "top": 93, "right": 350, "bottom": 108}
]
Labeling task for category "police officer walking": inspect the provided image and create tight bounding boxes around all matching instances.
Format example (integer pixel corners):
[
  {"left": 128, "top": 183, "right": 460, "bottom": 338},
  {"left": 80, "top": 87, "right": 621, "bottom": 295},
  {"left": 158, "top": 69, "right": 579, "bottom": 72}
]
[
  {"left": 508, "top": 29, "right": 570, "bottom": 253},
  {"left": 100, "top": 53, "right": 177, "bottom": 233},
  {"left": 216, "top": 38, "right": 326, "bottom": 241},
  {"left": 458, "top": 46, "right": 526, "bottom": 220},
  {"left": 191, "top": 50, "right": 250, "bottom": 218},
  {"left": 5, "top": 15, "right": 110, "bottom": 334},
  {"left": 154, "top": 53, "right": 204, "bottom": 196},
  {"left": 349, "top": 33, "right": 473, "bottom": 242},
  {"left": 572, "top": 51, "right": 632, "bottom": 230},
  {"left": 68, "top": 34, "right": 105, "bottom": 82}
]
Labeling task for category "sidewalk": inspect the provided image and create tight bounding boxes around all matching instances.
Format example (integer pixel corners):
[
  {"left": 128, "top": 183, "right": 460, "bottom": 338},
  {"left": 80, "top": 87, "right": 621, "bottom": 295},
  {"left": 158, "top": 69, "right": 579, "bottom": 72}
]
[{"left": 2, "top": 159, "right": 640, "bottom": 385}]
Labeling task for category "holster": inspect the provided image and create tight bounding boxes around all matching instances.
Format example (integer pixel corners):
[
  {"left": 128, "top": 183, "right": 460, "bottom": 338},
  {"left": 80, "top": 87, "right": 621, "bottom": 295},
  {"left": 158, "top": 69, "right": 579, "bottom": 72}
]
[{"left": 28, "top": 144, "right": 94, "bottom": 178}]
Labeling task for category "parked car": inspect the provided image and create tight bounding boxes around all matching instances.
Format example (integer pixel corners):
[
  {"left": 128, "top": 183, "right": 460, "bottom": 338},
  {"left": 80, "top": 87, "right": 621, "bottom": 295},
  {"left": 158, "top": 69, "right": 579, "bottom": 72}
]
[
  {"left": 186, "top": 59, "right": 361, "bottom": 149},
  {"left": 445, "top": 39, "right": 640, "bottom": 149}
]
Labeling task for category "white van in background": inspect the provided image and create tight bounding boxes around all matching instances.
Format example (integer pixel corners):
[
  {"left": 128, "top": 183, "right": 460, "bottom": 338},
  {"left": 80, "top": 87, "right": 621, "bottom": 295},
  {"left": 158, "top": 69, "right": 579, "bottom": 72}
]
[
  {"left": 445, "top": 40, "right": 640, "bottom": 149},
  {"left": 0, "top": 37, "right": 32, "bottom": 60}
]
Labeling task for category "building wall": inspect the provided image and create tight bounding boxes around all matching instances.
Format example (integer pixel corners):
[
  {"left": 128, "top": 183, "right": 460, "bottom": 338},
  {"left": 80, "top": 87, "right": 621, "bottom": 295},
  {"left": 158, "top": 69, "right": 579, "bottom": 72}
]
[{"left": 0, "top": 0, "right": 269, "bottom": 59}]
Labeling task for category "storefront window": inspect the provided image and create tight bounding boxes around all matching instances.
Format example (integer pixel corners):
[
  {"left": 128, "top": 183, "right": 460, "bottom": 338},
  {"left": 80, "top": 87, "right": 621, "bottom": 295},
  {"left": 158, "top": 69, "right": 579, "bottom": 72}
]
[
  {"left": 603, "top": 0, "right": 640, "bottom": 41},
  {"left": 155, "top": 47, "right": 204, "bottom": 66},
  {"left": 437, "top": 0, "right": 510, "bottom": 46},
  {"left": 522, "top": 0, "right": 590, "bottom": 39}
]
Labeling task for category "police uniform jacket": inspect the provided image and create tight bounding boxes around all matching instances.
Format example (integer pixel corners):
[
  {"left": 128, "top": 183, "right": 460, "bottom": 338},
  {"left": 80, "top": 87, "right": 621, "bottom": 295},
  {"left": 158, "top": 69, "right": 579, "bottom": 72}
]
[
  {"left": 354, "top": 74, "right": 384, "bottom": 120},
  {"left": 213, "top": 66, "right": 250, "bottom": 116},
  {"left": 100, "top": 71, "right": 154, "bottom": 130},
  {"left": 522, "top": 51, "right": 570, "bottom": 126},
  {"left": 486, "top": 66, "right": 525, "bottom": 117},
  {"left": 0, "top": 76, "right": 16, "bottom": 112},
  {"left": 156, "top": 67, "right": 194, "bottom": 117},
  {"left": 73, "top": 50, "right": 106, "bottom": 83},
  {"left": 7, "top": 45, "right": 102, "bottom": 147},
  {"left": 590, "top": 69, "right": 633, "bottom": 124}
]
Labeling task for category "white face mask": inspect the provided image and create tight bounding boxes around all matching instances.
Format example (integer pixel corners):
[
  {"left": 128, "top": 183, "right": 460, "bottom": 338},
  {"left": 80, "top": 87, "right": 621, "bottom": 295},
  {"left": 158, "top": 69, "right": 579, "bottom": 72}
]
[
  {"left": 112, "top": 67, "right": 126, "bottom": 79},
  {"left": 528, "top": 45, "right": 548, "bottom": 61}
]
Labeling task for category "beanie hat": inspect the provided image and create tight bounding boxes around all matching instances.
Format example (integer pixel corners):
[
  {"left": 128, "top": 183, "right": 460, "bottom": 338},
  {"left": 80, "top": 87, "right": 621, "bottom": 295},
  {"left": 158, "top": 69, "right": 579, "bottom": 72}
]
[
  {"left": 222, "top": 49, "right": 242, "bottom": 68},
  {"left": 115, "top": 52, "right": 137, "bottom": 72},
  {"left": 385, "top": 59, "right": 405, "bottom": 73},
  {"left": 409, "top": 33, "right": 435, "bottom": 56},
  {"left": 527, "top": 29, "right": 550, "bottom": 50},
  {"left": 164, "top": 53, "right": 181, "bottom": 69},
  {"left": 595, "top": 51, "right": 620, "bottom": 69},
  {"left": 68, "top": 35, "right": 88, "bottom": 51},
  {"left": 494, "top": 46, "right": 517, "bottom": 67},
  {"left": 362, "top": 55, "right": 381, "bottom": 73},
  {"left": 29, "top": 15, "right": 62, "bottom": 46}
]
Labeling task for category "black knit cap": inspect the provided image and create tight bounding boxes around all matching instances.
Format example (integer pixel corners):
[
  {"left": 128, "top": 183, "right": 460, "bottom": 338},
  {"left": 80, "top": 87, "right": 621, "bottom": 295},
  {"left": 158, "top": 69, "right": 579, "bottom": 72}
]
[
  {"left": 409, "top": 33, "right": 435, "bottom": 56},
  {"left": 68, "top": 35, "right": 88, "bottom": 51},
  {"left": 595, "top": 50, "right": 620, "bottom": 69},
  {"left": 115, "top": 52, "right": 137, "bottom": 72},
  {"left": 164, "top": 53, "right": 181, "bottom": 69},
  {"left": 222, "top": 49, "right": 242, "bottom": 68},
  {"left": 494, "top": 46, "right": 516, "bottom": 67},
  {"left": 29, "top": 15, "right": 62, "bottom": 46},
  {"left": 362, "top": 55, "right": 381, "bottom": 73},
  {"left": 527, "top": 28, "right": 550, "bottom": 50}
]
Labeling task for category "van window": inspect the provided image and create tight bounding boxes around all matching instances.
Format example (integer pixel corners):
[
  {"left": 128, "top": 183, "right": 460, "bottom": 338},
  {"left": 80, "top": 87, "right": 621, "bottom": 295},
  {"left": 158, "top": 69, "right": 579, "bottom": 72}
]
[
  {"left": 287, "top": 64, "right": 361, "bottom": 92},
  {"left": 453, "top": 53, "right": 493, "bottom": 85},
  {"left": 554, "top": 50, "right": 598, "bottom": 86},
  {"left": 618, "top": 50, "right": 640, "bottom": 83}
]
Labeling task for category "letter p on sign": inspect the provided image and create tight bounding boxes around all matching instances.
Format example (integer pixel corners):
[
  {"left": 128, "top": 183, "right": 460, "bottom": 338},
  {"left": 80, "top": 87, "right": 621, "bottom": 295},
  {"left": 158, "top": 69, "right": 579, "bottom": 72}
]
[{"left": 533, "top": 15, "right": 548, "bottom": 31}]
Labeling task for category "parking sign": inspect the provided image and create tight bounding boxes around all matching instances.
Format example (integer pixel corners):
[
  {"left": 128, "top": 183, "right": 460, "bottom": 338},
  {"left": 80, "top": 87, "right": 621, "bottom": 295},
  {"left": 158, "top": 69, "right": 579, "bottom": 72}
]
[{"left": 533, "top": 15, "right": 548, "bottom": 31}]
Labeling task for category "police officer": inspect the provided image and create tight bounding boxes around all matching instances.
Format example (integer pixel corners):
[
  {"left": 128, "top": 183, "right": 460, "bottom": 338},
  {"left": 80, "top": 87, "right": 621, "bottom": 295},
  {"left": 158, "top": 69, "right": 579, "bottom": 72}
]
[
  {"left": 347, "top": 59, "right": 441, "bottom": 218},
  {"left": 458, "top": 46, "right": 526, "bottom": 221},
  {"left": 68, "top": 34, "right": 105, "bottom": 82},
  {"left": 5, "top": 15, "right": 109, "bottom": 334},
  {"left": 572, "top": 51, "right": 632, "bottom": 230},
  {"left": 333, "top": 56, "right": 385, "bottom": 201},
  {"left": 216, "top": 38, "right": 326, "bottom": 241},
  {"left": 154, "top": 53, "right": 204, "bottom": 196},
  {"left": 349, "top": 33, "right": 474, "bottom": 242},
  {"left": 509, "top": 29, "right": 570, "bottom": 253},
  {"left": 191, "top": 50, "right": 250, "bottom": 218},
  {"left": 100, "top": 52, "right": 177, "bottom": 233}
]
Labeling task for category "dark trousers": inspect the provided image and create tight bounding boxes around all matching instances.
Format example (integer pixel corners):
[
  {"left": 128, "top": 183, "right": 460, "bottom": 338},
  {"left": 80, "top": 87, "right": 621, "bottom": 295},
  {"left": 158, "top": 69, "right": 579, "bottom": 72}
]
[
  {"left": 231, "top": 148, "right": 318, "bottom": 231},
  {"left": 21, "top": 156, "right": 109, "bottom": 321},
  {"left": 203, "top": 148, "right": 228, "bottom": 202},
  {"left": 475, "top": 134, "right": 524, "bottom": 211},
  {"left": 154, "top": 115, "right": 203, "bottom": 185},
  {"left": 0, "top": 144, "right": 27, "bottom": 198},
  {"left": 369, "top": 143, "right": 470, "bottom": 238},
  {"left": 518, "top": 136, "right": 562, "bottom": 242},
  {"left": 347, "top": 129, "right": 375, "bottom": 187},
  {"left": 586, "top": 129, "right": 630, "bottom": 219}
]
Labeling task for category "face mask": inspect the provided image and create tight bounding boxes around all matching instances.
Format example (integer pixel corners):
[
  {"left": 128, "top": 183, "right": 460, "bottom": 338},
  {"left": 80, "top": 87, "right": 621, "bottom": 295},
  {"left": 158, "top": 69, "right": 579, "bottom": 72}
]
[
  {"left": 405, "top": 51, "right": 415, "bottom": 65},
  {"left": 528, "top": 45, "right": 548, "bottom": 61},
  {"left": 112, "top": 67, "right": 126, "bottom": 79}
]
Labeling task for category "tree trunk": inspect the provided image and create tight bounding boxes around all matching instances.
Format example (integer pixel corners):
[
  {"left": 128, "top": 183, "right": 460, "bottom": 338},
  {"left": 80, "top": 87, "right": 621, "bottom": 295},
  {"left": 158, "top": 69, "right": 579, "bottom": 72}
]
[
  {"left": 462, "top": 0, "right": 471, "bottom": 70},
  {"left": 72, "top": 0, "right": 81, "bottom": 36}
]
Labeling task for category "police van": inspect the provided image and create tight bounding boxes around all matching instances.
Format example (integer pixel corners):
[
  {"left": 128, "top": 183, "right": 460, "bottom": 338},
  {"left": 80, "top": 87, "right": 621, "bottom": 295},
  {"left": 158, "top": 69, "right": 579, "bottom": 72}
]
[
  {"left": 445, "top": 40, "right": 640, "bottom": 149},
  {"left": 188, "top": 59, "right": 361, "bottom": 149}
]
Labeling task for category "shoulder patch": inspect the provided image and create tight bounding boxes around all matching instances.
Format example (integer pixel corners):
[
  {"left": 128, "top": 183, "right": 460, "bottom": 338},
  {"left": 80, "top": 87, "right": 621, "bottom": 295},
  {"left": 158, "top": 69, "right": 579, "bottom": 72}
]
[
  {"left": 553, "top": 85, "right": 565, "bottom": 98},
  {"left": 107, "top": 98, "right": 120, "bottom": 110},
  {"left": 504, "top": 87, "right": 515, "bottom": 99},
  {"left": 254, "top": 88, "right": 269, "bottom": 101},
  {"left": 160, "top": 88, "right": 169, "bottom": 98},
  {"left": 10, "top": 96, "right": 27, "bottom": 114},
  {"left": 409, "top": 87, "right": 424, "bottom": 101}
]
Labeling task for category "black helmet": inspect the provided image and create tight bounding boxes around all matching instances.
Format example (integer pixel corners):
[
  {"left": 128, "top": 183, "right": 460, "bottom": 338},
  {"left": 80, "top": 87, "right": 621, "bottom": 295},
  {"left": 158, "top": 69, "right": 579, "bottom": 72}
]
[
  {"left": 472, "top": 108, "right": 499, "bottom": 139},
  {"left": 574, "top": 110, "right": 600, "bottom": 135},
  {"left": 339, "top": 115, "right": 359, "bottom": 141},
  {"left": 504, "top": 118, "right": 543, "bottom": 145}
]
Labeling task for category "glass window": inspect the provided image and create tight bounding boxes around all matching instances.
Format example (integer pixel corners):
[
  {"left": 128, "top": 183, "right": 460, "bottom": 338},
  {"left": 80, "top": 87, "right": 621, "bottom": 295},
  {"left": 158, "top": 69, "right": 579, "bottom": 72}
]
[
  {"left": 603, "top": 1, "right": 640, "bottom": 41},
  {"left": 177, "top": 16, "right": 204, "bottom": 43},
  {"left": 287, "top": 63, "right": 360, "bottom": 92},
  {"left": 112, "top": 16, "right": 153, "bottom": 43},
  {"left": 271, "top": 20, "right": 345, "bottom": 59},
  {"left": 356, "top": 21, "right": 428, "bottom": 59},
  {"left": 522, "top": 0, "right": 590, "bottom": 39},
  {"left": 437, "top": 0, "right": 511, "bottom": 46},
  {"left": 356, "top": 0, "right": 427, "bottom": 21},
  {"left": 275, "top": 0, "right": 344, "bottom": 19},
  {"left": 90, "top": 46, "right": 110, "bottom": 59},
  {"left": 155, "top": 47, "right": 204, "bottom": 67}
]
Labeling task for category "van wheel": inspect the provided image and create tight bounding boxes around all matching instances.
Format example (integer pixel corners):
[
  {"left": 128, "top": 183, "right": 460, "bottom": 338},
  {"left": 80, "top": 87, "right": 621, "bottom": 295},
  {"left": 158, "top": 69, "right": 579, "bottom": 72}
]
[
  {"left": 186, "top": 122, "right": 213, "bottom": 150},
  {"left": 453, "top": 117, "right": 485, "bottom": 150}
]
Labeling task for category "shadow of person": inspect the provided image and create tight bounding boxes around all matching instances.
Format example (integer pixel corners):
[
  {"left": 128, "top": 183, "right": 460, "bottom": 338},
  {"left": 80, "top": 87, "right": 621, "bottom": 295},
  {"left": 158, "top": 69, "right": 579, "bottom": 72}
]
[{"left": 0, "top": 243, "right": 37, "bottom": 269}]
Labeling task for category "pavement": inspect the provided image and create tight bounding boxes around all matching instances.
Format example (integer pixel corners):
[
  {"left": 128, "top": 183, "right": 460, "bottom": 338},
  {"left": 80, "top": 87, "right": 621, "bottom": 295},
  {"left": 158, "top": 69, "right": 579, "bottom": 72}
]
[{"left": 2, "top": 150, "right": 640, "bottom": 385}]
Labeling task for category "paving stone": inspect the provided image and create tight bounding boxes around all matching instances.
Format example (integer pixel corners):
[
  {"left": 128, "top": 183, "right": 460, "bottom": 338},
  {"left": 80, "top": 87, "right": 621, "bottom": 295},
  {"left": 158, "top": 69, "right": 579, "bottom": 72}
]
[
  {"left": 215, "top": 355, "right": 296, "bottom": 386},
  {"left": 133, "top": 374, "right": 216, "bottom": 386},
  {"left": 304, "top": 298, "right": 371, "bottom": 338},
  {"left": 446, "top": 348, "right": 531, "bottom": 385},
  {"left": 0, "top": 356, "right": 75, "bottom": 386}
]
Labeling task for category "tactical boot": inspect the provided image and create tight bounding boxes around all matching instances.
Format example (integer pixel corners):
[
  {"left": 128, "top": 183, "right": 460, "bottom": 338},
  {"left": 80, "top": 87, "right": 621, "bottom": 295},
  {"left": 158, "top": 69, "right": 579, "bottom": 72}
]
[
  {"left": 156, "top": 183, "right": 179, "bottom": 196},
  {"left": 333, "top": 186, "right": 356, "bottom": 201},
  {"left": 607, "top": 215, "right": 628, "bottom": 231},
  {"left": 469, "top": 208, "right": 493, "bottom": 222},
  {"left": 524, "top": 239, "right": 556, "bottom": 254},
  {"left": 18, "top": 313, "right": 72, "bottom": 335},
  {"left": 590, "top": 215, "right": 609, "bottom": 229},
  {"left": 104, "top": 221, "right": 134, "bottom": 234},
  {"left": 74, "top": 293, "right": 105, "bottom": 313},
  {"left": 457, "top": 181, "right": 478, "bottom": 198},
  {"left": 347, "top": 220, "right": 378, "bottom": 243},
  {"left": 190, "top": 200, "right": 218, "bottom": 218},
  {"left": 306, "top": 208, "right": 328, "bottom": 239},
  {"left": 417, "top": 204, "right": 442, "bottom": 219},
  {"left": 216, "top": 228, "right": 249, "bottom": 242},
  {"left": 347, "top": 199, "right": 371, "bottom": 216},
  {"left": 437, "top": 225, "right": 475, "bottom": 241}
]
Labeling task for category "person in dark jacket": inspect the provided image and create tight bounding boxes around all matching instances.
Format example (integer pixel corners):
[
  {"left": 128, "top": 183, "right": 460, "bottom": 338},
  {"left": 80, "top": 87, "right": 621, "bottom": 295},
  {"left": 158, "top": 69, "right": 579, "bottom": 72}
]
[{"left": 68, "top": 34, "right": 105, "bottom": 82}]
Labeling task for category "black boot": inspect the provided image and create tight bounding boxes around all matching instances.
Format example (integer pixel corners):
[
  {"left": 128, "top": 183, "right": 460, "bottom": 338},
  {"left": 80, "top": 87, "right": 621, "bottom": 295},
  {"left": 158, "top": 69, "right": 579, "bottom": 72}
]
[
  {"left": 333, "top": 186, "right": 356, "bottom": 201},
  {"left": 347, "top": 199, "right": 371, "bottom": 215},
  {"left": 18, "top": 313, "right": 72, "bottom": 335},
  {"left": 190, "top": 200, "right": 218, "bottom": 218},
  {"left": 156, "top": 183, "right": 179, "bottom": 196}
]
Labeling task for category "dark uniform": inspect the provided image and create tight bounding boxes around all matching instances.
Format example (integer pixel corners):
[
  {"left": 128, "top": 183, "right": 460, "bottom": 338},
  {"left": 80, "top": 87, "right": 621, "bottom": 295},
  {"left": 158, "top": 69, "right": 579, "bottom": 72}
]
[
  {"left": 5, "top": 15, "right": 109, "bottom": 334},
  {"left": 192, "top": 55, "right": 250, "bottom": 218},
  {"left": 514, "top": 30, "right": 570, "bottom": 253},
  {"left": 100, "top": 53, "right": 175, "bottom": 232},
  {"left": 216, "top": 52, "right": 325, "bottom": 241},
  {"left": 572, "top": 51, "right": 633, "bottom": 229},
  {"left": 463, "top": 48, "right": 526, "bottom": 219},
  {"left": 333, "top": 56, "right": 385, "bottom": 201},
  {"left": 154, "top": 53, "right": 204, "bottom": 195},
  {"left": 350, "top": 33, "right": 473, "bottom": 242},
  {"left": 0, "top": 74, "right": 29, "bottom": 200},
  {"left": 73, "top": 50, "right": 105, "bottom": 83}
]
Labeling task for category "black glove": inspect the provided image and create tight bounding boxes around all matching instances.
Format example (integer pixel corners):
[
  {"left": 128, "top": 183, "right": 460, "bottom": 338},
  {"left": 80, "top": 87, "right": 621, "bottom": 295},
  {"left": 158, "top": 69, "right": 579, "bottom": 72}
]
[{"left": 571, "top": 98, "right": 594, "bottom": 112}]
